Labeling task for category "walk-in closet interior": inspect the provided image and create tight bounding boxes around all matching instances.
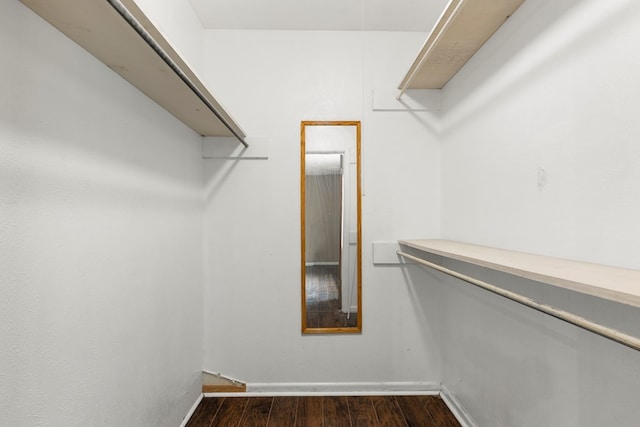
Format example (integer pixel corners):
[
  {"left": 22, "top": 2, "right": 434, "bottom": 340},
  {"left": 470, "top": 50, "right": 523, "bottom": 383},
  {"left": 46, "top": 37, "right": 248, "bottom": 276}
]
[{"left": 2, "top": 0, "right": 640, "bottom": 426}]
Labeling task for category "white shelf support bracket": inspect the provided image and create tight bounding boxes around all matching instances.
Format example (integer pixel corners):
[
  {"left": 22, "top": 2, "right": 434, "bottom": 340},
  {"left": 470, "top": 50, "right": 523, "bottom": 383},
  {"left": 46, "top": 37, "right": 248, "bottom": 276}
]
[
  {"left": 203, "top": 137, "right": 269, "bottom": 159},
  {"left": 373, "top": 88, "right": 441, "bottom": 111}
]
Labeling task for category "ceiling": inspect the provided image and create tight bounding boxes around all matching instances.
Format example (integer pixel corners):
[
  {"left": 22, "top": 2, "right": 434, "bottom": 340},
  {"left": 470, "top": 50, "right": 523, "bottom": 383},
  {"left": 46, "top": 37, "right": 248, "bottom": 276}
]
[{"left": 187, "top": 0, "right": 450, "bottom": 32}]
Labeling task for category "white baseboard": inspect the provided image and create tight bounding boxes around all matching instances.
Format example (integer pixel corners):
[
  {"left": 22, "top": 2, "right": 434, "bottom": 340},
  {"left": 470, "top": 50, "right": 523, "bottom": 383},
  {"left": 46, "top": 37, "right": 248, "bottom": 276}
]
[
  {"left": 195, "top": 379, "right": 474, "bottom": 426},
  {"left": 305, "top": 262, "right": 340, "bottom": 267},
  {"left": 179, "top": 393, "right": 203, "bottom": 427},
  {"left": 230, "top": 382, "right": 440, "bottom": 396},
  {"left": 440, "top": 385, "right": 477, "bottom": 427}
]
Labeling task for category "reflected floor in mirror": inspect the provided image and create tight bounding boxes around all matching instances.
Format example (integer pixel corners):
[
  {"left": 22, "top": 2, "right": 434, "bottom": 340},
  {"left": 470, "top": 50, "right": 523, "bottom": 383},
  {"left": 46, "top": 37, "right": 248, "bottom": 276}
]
[{"left": 305, "top": 265, "right": 357, "bottom": 329}]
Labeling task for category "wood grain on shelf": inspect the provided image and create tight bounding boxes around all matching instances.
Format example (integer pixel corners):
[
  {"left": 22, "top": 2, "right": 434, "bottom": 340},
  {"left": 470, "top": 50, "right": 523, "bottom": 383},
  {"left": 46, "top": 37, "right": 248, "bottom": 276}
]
[{"left": 399, "top": 0, "right": 526, "bottom": 89}]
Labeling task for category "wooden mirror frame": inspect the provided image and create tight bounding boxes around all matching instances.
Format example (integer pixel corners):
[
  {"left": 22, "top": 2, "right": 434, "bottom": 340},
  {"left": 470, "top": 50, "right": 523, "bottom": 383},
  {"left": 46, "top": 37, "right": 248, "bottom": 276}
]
[{"left": 301, "top": 120, "right": 362, "bottom": 334}]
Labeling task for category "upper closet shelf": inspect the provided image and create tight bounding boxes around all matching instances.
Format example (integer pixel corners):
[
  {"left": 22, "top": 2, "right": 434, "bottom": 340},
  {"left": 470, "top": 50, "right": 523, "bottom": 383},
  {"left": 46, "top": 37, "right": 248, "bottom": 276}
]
[
  {"left": 398, "top": 0, "right": 526, "bottom": 93},
  {"left": 21, "top": 0, "right": 246, "bottom": 143},
  {"left": 399, "top": 239, "right": 640, "bottom": 309}
]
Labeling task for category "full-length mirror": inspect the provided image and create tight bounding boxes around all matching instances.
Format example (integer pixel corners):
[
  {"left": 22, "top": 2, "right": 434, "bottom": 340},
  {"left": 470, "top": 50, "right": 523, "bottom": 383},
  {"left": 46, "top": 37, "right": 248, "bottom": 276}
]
[{"left": 301, "top": 121, "right": 362, "bottom": 334}]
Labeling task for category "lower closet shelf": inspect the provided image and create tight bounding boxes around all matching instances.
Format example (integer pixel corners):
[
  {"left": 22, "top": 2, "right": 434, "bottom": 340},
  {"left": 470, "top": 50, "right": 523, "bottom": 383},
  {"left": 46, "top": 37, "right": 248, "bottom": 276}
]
[{"left": 398, "top": 239, "right": 640, "bottom": 308}]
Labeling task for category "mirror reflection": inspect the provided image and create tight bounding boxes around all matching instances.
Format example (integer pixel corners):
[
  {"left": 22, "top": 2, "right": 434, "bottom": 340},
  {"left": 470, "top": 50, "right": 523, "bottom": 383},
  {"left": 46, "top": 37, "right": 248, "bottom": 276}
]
[{"left": 301, "top": 121, "right": 362, "bottom": 333}]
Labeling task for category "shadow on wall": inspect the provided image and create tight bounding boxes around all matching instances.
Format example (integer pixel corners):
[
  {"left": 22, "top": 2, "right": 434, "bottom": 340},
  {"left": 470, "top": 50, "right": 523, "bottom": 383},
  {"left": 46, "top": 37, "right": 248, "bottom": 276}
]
[
  {"left": 203, "top": 157, "right": 244, "bottom": 204},
  {"left": 401, "top": 267, "right": 439, "bottom": 325},
  {"left": 405, "top": 109, "right": 443, "bottom": 136},
  {"left": 1, "top": 10, "right": 207, "bottom": 225},
  {"left": 403, "top": 257, "right": 640, "bottom": 426},
  {"left": 2, "top": 1, "right": 203, "bottom": 192},
  {"left": 441, "top": 0, "right": 640, "bottom": 132},
  {"left": 376, "top": 265, "right": 442, "bottom": 370},
  {"left": 444, "top": 270, "right": 640, "bottom": 426},
  {"left": 455, "top": 332, "right": 556, "bottom": 426},
  {"left": 421, "top": 268, "right": 560, "bottom": 426},
  {"left": 439, "top": 259, "right": 640, "bottom": 343}
]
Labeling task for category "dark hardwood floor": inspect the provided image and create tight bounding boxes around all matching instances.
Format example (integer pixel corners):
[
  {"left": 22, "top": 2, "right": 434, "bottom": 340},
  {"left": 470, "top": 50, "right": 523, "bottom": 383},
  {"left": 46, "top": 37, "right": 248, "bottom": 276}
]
[
  {"left": 306, "top": 265, "right": 357, "bottom": 329},
  {"left": 186, "top": 395, "right": 461, "bottom": 427}
]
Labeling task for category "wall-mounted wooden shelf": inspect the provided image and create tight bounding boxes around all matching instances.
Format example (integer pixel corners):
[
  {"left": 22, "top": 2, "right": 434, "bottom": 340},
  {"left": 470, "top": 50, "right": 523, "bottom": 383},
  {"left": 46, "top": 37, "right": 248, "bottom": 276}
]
[
  {"left": 399, "top": 239, "right": 640, "bottom": 308},
  {"left": 20, "top": 0, "right": 245, "bottom": 141},
  {"left": 398, "top": 0, "right": 526, "bottom": 90}
]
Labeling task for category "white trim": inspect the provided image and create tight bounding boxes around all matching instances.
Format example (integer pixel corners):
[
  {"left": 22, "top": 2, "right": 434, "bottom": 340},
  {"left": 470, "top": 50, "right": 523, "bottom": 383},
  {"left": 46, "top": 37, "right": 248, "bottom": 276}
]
[
  {"left": 203, "top": 382, "right": 440, "bottom": 397},
  {"left": 179, "top": 393, "right": 203, "bottom": 427},
  {"left": 440, "top": 386, "right": 477, "bottom": 427},
  {"left": 305, "top": 262, "right": 340, "bottom": 267}
]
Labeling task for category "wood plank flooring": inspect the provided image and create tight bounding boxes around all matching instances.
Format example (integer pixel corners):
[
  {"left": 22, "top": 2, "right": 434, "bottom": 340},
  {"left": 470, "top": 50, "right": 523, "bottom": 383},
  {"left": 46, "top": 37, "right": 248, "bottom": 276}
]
[{"left": 186, "top": 395, "right": 461, "bottom": 427}]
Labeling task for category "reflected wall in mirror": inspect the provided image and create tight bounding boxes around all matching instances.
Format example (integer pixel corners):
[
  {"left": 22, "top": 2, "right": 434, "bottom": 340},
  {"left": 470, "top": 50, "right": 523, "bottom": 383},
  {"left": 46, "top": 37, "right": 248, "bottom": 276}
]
[{"left": 301, "top": 121, "right": 362, "bottom": 334}]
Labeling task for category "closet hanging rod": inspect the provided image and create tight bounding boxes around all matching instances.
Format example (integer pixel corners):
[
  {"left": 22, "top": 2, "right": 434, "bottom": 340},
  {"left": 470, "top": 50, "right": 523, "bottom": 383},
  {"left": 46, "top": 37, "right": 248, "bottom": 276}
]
[
  {"left": 396, "top": 0, "right": 466, "bottom": 100},
  {"left": 106, "top": 0, "right": 248, "bottom": 147},
  {"left": 396, "top": 250, "right": 640, "bottom": 352}
]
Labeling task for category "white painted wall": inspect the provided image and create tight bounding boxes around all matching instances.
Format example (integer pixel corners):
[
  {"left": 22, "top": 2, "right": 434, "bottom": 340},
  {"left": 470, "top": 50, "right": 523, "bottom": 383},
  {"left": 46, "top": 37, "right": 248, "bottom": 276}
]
[
  {"left": 1, "top": 2, "right": 203, "bottom": 426},
  {"left": 436, "top": 0, "right": 640, "bottom": 425},
  {"left": 200, "top": 30, "right": 443, "bottom": 386},
  {"left": 441, "top": 0, "right": 640, "bottom": 269},
  {"left": 133, "top": 0, "right": 204, "bottom": 74},
  {"left": 10, "top": 0, "right": 638, "bottom": 424}
]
